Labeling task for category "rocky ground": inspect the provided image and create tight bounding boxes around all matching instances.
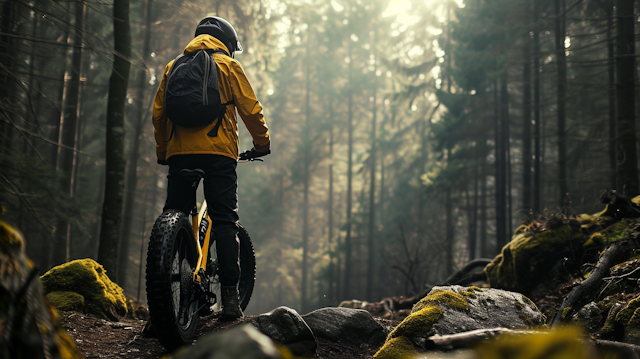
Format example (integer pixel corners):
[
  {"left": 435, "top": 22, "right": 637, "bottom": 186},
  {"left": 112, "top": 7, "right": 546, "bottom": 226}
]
[{"left": 60, "top": 311, "right": 400, "bottom": 359}]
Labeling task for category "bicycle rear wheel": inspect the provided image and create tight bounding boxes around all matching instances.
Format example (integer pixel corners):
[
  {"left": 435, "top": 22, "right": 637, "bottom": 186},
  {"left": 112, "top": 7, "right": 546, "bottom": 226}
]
[
  {"left": 237, "top": 223, "right": 256, "bottom": 310},
  {"left": 146, "top": 210, "right": 199, "bottom": 350}
]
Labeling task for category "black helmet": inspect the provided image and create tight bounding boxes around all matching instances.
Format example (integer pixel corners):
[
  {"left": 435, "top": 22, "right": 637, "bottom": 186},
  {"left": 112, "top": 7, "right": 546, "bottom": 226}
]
[{"left": 194, "top": 16, "right": 243, "bottom": 55}]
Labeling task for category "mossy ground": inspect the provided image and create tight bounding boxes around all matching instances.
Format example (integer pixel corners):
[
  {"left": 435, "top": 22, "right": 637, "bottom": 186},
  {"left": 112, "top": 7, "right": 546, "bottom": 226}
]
[
  {"left": 474, "top": 327, "right": 592, "bottom": 359},
  {"left": 40, "top": 258, "right": 127, "bottom": 320}
]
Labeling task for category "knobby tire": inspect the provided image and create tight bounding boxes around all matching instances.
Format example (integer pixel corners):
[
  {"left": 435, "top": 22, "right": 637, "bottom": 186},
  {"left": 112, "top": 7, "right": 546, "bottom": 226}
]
[
  {"left": 146, "top": 211, "right": 256, "bottom": 351},
  {"left": 146, "top": 210, "right": 199, "bottom": 350}
]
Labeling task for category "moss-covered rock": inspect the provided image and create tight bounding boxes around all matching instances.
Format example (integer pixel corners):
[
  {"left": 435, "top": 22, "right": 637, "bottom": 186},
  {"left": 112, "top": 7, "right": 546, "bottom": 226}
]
[
  {"left": 585, "top": 220, "right": 633, "bottom": 248},
  {"left": 374, "top": 336, "right": 419, "bottom": 359},
  {"left": 484, "top": 224, "right": 586, "bottom": 295},
  {"left": 0, "top": 220, "right": 84, "bottom": 359},
  {"left": 40, "top": 258, "right": 127, "bottom": 320},
  {"left": 614, "top": 295, "right": 640, "bottom": 344},
  {"left": 46, "top": 291, "right": 85, "bottom": 312},
  {"left": 374, "top": 286, "right": 545, "bottom": 358}
]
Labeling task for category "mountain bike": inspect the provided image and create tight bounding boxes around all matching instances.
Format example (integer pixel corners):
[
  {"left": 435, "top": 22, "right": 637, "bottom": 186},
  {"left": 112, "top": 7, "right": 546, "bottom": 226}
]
[{"left": 145, "top": 152, "right": 262, "bottom": 350}]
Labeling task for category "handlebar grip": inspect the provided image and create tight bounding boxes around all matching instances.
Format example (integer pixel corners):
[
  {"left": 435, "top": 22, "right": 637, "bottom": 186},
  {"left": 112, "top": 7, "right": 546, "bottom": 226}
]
[{"left": 239, "top": 149, "right": 270, "bottom": 161}]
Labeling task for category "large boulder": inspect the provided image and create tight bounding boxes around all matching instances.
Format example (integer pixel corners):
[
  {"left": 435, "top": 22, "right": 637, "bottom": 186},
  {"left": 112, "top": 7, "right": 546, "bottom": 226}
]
[
  {"left": 374, "top": 285, "right": 545, "bottom": 358},
  {"left": 40, "top": 258, "right": 127, "bottom": 320},
  {"left": 251, "top": 306, "right": 317, "bottom": 357},
  {"left": 484, "top": 220, "right": 587, "bottom": 295},
  {"left": 169, "top": 324, "right": 283, "bottom": 359},
  {"left": 0, "top": 220, "right": 84, "bottom": 359},
  {"left": 302, "top": 307, "right": 387, "bottom": 347}
]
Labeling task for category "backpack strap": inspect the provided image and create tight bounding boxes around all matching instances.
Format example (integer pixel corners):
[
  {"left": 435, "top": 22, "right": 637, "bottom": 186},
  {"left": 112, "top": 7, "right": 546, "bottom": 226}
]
[
  {"left": 205, "top": 48, "right": 230, "bottom": 57},
  {"left": 206, "top": 100, "right": 234, "bottom": 137},
  {"left": 206, "top": 48, "right": 233, "bottom": 137}
]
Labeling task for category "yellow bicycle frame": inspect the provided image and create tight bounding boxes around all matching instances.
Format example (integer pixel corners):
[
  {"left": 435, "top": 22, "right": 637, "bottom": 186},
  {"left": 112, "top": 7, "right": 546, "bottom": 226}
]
[{"left": 192, "top": 201, "right": 212, "bottom": 282}]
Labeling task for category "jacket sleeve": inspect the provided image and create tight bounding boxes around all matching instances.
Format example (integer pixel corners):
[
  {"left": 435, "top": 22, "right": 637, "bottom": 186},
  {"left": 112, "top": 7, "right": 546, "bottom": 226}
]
[
  {"left": 152, "top": 61, "right": 173, "bottom": 162},
  {"left": 228, "top": 60, "right": 270, "bottom": 153}
]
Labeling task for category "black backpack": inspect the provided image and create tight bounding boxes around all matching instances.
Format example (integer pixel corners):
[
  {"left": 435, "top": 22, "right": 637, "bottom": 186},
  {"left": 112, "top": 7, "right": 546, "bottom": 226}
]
[{"left": 164, "top": 49, "right": 233, "bottom": 137}]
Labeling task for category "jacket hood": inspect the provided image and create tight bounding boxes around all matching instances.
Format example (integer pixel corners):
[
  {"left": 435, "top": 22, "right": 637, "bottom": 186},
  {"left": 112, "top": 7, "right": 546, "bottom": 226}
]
[{"left": 184, "top": 35, "right": 231, "bottom": 56}]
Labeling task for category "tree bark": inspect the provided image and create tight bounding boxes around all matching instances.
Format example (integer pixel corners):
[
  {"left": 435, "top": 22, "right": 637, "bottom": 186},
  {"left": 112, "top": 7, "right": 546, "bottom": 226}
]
[
  {"left": 301, "top": 33, "right": 311, "bottom": 312},
  {"left": 343, "top": 30, "right": 354, "bottom": 300},
  {"left": 0, "top": 0, "right": 17, "bottom": 154},
  {"left": 615, "top": 0, "right": 639, "bottom": 196},
  {"left": 480, "top": 155, "right": 489, "bottom": 258},
  {"left": 327, "top": 95, "right": 335, "bottom": 304},
  {"left": 118, "top": 0, "right": 153, "bottom": 285},
  {"left": 554, "top": 0, "right": 568, "bottom": 209},
  {"left": 366, "top": 41, "right": 378, "bottom": 301},
  {"left": 495, "top": 78, "right": 509, "bottom": 251},
  {"left": 606, "top": 4, "right": 616, "bottom": 189},
  {"left": 466, "top": 173, "right": 479, "bottom": 261},
  {"left": 98, "top": 0, "right": 132, "bottom": 280},
  {"left": 445, "top": 181, "right": 454, "bottom": 275},
  {"left": 53, "top": 1, "right": 85, "bottom": 265},
  {"left": 533, "top": 0, "right": 542, "bottom": 214},
  {"left": 522, "top": 2, "right": 533, "bottom": 214}
]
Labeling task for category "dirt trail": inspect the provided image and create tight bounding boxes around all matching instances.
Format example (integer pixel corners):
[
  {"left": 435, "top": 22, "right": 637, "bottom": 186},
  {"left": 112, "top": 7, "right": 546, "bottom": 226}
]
[{"left": 61, "top": 311, "right": 391, "bottom": 359}]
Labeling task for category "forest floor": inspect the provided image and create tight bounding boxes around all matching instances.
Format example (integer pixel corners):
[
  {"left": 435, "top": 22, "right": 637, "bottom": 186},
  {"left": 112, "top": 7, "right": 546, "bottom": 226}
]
[{"left": 60, "top": 311, "right": 399, "bottom": 359}]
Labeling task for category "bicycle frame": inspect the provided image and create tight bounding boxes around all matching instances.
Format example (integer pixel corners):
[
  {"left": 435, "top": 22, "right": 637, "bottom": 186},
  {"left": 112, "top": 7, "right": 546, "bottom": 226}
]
[{"left": 192, "top": 201, "right": 212, "bottom": 282}]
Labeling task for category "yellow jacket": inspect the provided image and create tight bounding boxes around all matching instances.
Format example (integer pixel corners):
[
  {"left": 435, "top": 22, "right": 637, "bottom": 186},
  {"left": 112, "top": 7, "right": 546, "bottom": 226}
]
[{"left": 152, "top": 35, "right": 270, "bottom": 162}]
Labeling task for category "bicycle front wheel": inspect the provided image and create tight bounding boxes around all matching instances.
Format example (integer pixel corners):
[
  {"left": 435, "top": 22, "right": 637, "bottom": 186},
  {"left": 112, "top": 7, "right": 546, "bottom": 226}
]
[{"left": 146, "top": 210, "right": 199, "bottom": 350}]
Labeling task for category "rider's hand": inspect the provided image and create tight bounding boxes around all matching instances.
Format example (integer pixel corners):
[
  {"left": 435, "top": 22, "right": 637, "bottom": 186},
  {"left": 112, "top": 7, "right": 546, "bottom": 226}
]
[{"left": 239, "top": 148, "right": 271, "bottom": 161}]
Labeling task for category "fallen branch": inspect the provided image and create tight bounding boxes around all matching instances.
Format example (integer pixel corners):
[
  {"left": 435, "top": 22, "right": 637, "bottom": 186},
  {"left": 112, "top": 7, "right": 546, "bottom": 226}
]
[
  {"left": 552, "top": 241, "right": 626, "bottom": 326},
  {"left": 440, "top": 258, "right": 492, "bottom": 286},
  {"left": 422, "top": 328, "right": 640, "bottom": 358},
  {"left": 423, "top": 328, "right": 539, "bottom": 350}
]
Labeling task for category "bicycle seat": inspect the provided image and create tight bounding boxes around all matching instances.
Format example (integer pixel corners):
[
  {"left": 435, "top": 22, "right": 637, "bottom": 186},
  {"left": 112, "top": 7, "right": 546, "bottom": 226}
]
[{"left": 178, "top": 169, "right": 206, "bottom": 179}]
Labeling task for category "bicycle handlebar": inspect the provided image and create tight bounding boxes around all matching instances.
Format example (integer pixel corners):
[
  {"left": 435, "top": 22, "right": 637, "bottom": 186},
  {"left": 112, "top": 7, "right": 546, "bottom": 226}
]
[{"left": 238, "top": 149, "right": 270, "bottom": 162}]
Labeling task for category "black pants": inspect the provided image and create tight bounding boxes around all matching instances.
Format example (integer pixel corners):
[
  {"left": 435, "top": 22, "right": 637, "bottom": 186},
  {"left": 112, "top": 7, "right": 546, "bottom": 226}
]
[{"left": 164, "top": 154, "right": 239, "bottom": 287}]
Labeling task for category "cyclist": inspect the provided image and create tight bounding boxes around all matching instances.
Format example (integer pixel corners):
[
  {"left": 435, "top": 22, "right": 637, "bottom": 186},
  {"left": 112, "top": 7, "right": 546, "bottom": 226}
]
[{"left": 152, "top": 16, "right": 270, "bottom": 320}]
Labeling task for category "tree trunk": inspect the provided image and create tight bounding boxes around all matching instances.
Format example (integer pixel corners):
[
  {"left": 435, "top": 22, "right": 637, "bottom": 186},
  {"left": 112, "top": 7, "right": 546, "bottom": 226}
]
[
  {"left": 301, "top": 33, "right": 311, "bottom": 312},
  {"left": 554, "top": 0, "right": 568, "bottom": 208},
  {"left": 479, "top": 166, "right": 488, "bottom": 257},
  {"left": 343, "top": 34, "right": 354, "bottom": 300},
  {"left": 522, "top": 2, "right": 533, "bottom": 214},
  {"left": 445, "top": 157, "right": 454, "bottom": 275},
  {"left": 466, "top": 172, "right": 479, "bottom": 261},
  {"left": 118, "top": 0, "right": 153, "bottom": 285},
  {"left": 327, "top": 96, "right": 335, "bottom": 304},
  {"left": 136, "top": 186, "right": 149, "bottom": 303},
  {"left": 533, "top": 0, "right": 542, "bottom": 214},
  {"left": 98, "top": 0, "right": 132, "bottom": 280},
  {"left": 53, "top": 1, "right": 85, "bottom": 266},
  {"left": 495, "top": 79, "right": 508, "bottom": 251},
  {"left": 0, "top": 0, "right": 17, "bottom": 154},
  {"left": 606, "top": 5, "right": 616, "bottom": 189},
  {"left": 615, "top": 0, "right": 639, "bottom": 196},
  {"left": 366, "top": 44, "right": 378, "bottom": 301}
]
